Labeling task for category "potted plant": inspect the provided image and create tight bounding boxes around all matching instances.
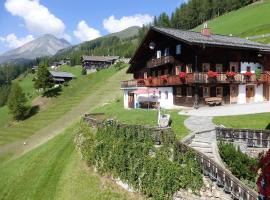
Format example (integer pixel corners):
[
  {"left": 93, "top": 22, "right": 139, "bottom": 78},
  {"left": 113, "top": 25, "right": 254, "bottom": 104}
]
[
  {"left": 160, "top": 75, "right": 168, "bottom": 85},
  {"left": 179, "top": 72, "right": 186, "bottom": 79},
  {"left": 244, "top": 71, "right": 252, "bottom": 81},
  {"left": 226, "top": 71, "right": 237, "bottom": 81},
  {"left": 255, "top": 68, "right": 262, "bottom": 81},
  {"left": 208, "top": 71, "right": 218, "bottom": 79}
]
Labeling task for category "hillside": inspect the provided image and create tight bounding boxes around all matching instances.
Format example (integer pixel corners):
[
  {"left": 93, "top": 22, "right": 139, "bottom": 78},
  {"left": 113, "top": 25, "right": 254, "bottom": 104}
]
[
  {"left": 194, "top": 0, "right": 270, "bottom": 43},
  {"left": 54, "top": 27, "right": 140, "bottom": 65},
  {"left": 0, "top": 34, "right": 70, "bottom": 64}
]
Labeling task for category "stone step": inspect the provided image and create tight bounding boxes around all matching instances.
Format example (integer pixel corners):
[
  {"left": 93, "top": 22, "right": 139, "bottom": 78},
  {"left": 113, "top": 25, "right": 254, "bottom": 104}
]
[
  {"left": 192, "top": 140, "right": 213, "bottom": 144},
  {"left": 189, "top": 143, "right": 212, "bottom": 148}
]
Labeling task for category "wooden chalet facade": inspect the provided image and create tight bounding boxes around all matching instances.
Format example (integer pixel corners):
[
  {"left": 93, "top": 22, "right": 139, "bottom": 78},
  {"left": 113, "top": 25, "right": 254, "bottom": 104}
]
[
  {"left": 121, "top": 26, "right": 270, "bottom": 109},
  {"left": 81, "top": 55, "right": 119, "bottom": 73}
]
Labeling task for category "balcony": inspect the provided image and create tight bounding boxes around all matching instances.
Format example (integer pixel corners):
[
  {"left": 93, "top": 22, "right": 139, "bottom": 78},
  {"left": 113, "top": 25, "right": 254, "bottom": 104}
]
[
  {"left": 121, "top": 72, "right": 269, "bottom": 88},
  {"left": 147, "top": 56, "right": 175, "bottom": 68}
]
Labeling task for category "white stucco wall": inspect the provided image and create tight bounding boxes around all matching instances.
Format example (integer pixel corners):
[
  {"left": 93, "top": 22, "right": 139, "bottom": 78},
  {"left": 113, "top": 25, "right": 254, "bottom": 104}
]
[
  {"left": 238, "top": 85, "right": 246, "bottom": 104},
  {"left": 254, "top": 85, "right": 263, "bottom": 102},
  {"left": 240, "top": 62, "right": 262, "bottom": 73},
  {"left": 123, "top": 90, "right": 129, "bottom": 109}
]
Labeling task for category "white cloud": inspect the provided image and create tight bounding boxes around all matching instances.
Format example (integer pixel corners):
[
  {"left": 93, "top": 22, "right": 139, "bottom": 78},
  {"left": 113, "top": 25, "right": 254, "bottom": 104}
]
[
  {"left": 103, "top": 14, "right": 153, "bottom": 33},
  {"left": 5, "top": 0, "right": 70, "bottom": 40},
  {"left": 0, "top": 33, "right": 34, "bottom": 49},
  {"left": 73, "top": 20, "right": 101, "bottom": 42}
]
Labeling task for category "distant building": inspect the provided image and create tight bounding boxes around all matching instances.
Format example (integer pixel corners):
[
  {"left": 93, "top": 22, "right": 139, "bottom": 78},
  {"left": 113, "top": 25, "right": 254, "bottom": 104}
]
[
  {"left": 50, "top": 71, "right": 76, "bottom": 84},
  {"left": 81, "top": 55, "right": 119, "bottom": 74}
]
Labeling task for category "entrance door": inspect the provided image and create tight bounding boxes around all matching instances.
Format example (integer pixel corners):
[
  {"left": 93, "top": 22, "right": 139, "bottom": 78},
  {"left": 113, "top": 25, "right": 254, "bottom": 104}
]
[
  {"left": 263, "top": 84, "right": 269, "bottom": 101},
  {"left": 246, "top": 85, "right": 255, "bottom": 103},
  {"left": 128, "top": 92, "right": 134, "bottom": 108},
  {"left": 230, "top": 84, "right": 238, "bottom": 104}
]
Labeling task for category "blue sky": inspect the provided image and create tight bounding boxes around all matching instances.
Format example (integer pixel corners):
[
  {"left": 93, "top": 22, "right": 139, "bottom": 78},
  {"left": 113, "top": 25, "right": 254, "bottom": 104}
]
[{"left": 0, "top": 0, "right": 186, "bottom": 53}]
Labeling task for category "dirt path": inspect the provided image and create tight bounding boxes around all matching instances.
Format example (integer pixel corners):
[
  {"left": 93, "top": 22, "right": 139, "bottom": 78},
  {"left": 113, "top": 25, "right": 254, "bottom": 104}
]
[{"left": 0, "top": 68, "right": 131, "bottom": 159}]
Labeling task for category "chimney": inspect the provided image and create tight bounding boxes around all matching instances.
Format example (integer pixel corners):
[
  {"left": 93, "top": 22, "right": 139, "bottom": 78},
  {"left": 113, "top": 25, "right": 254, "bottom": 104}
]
[{"left": 201, "top": 22, "right": 211, "bottom": 37}]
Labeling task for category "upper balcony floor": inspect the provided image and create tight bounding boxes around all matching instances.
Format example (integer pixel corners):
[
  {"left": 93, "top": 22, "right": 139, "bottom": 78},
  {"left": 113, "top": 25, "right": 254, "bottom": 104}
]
[{"left": 121, "top": 70, "right": 270, "bottom": 89}]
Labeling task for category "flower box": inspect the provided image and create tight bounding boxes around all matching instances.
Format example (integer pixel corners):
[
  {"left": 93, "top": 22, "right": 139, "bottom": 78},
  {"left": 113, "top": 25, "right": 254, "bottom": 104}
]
[
  {"left": 179, "top": 72, "right": 186, "bottom": 79},
  {"left": 160, "top": 75, "right": 168, "bottom": 81},
  {"left": 244, "top": 71, "right": 252, "bottom": 77},
  {"left": 208, "top": 71, "right": 218, "bottom": 78},
  {"left": 226, "top": 72, "right": 237, "bottom": 78}
]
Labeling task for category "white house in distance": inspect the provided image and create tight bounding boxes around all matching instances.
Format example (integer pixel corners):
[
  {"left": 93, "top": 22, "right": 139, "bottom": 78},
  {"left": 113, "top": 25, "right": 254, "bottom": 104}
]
[{"left": 121, "top": 26, "right": 270, "bottom": 109}]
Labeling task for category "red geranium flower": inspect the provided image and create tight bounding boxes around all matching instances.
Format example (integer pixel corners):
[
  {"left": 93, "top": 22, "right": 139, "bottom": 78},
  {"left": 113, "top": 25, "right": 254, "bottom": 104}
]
[
  {"left": 226, "top": 71, "right": 237, "bottom": 77},
  {"left": 208, "top": 71, "right": 218, "bottom": 78},
  {"left": 244, "top": 71, "right": 253, "bottom": 77},
  {"left": 160, "top": 75, "right": 168, "bottom": 81},
  {"left": 179, "top": 72, "right": 186, "bottom": 79}
]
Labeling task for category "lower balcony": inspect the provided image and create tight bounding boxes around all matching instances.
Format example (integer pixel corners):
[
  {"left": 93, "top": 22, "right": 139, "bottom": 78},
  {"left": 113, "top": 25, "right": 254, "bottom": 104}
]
[{"left": 121, "top": 72, "right": 270, "bottom": 88}]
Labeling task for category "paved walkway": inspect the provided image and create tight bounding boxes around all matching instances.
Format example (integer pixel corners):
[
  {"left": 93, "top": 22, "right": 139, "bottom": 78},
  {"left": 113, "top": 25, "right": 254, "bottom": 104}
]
[
  {"left": 179, "top": 102, "right": 270, "bottom": 116},
  {"left": 184, "top": 116, "right": 224, "bottom": 166}
]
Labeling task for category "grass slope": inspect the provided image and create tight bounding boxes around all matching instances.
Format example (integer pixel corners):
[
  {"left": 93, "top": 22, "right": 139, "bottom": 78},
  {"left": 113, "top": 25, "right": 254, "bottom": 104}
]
[
  {"left": 0, "top": 123, "right": 134, "bottom": 200},
  {"left": 213, "top": 112, "right": 270, "bottom": 129},
  {"left": 94, "top": 99, "right": 189, "bottom": 139},
  {"left": 194, "top": 1, "right": 270, "bottom": 39}
]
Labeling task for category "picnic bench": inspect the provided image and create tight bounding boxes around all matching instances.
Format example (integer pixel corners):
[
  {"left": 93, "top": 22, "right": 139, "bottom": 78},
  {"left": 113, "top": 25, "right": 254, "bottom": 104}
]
[{"left": 204, "top": 97, "right": 223, "bottom": 106}]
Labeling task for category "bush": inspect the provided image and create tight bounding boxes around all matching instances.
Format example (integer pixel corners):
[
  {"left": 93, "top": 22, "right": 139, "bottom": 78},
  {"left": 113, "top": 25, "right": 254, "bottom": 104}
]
[
  {"left": 218, "top": 141, "right": 258, "bottom": 183},
  {"left": 76, "top": 121, "right": 203, "bottom": 200}
]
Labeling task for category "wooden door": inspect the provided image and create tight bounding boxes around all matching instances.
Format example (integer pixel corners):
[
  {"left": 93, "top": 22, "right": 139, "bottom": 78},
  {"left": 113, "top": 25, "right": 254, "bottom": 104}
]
[
  {"left": 230, "top": 84, "right": 238, "bottom": 104},
  {"left": 229, "top": 62, "right": 239, "bottom": 73},
  {"left": 128, "top": 92, "right": 134, "bottom": 108},
  {"left": 246, "top": 85, "right": 255, "bottom": 103},
  {"left": 263, "top": 84, "right": 269, "bottom": 101}
]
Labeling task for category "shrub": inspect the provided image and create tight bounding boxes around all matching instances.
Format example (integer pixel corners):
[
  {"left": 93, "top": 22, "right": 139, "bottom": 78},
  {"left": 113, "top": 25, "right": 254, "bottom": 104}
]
[
  {"left": 76, "top": 121, "right": 203, "bottom": 199},
  {"left": 255, "top": 68, "right": 262, "bottom": 80},
  {"left": 218, "top": 141, "right": 258, "bottom": 183}
]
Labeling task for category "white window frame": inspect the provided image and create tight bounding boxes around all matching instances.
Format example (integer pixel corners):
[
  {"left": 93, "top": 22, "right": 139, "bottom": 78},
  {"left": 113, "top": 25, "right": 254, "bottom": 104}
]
[
  {"left": 176, "top": 44, "right": 181, "bottom": 55},
  {"left": 216, "top": 64, "right": 223, "bottom": 73},
  {"left": 202, "top": 63, "right": 210, "bottom": 72}
]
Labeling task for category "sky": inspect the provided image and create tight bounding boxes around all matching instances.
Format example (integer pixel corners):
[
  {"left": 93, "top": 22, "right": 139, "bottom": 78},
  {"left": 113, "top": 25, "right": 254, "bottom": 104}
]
[{"left": 0, "top": 0, "right": 186, "bottom": 54}]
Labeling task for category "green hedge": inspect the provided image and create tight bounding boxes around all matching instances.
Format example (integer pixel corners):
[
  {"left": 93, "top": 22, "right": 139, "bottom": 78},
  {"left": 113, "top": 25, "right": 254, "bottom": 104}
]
[{"left": 76, "top": 121, "right": 203, "bottom": 200}]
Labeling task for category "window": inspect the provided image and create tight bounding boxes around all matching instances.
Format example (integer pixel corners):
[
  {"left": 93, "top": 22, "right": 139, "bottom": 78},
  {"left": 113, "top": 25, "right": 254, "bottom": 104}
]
[
  {"left": 158, "top": 70, "right": 161, "bottom": 76},
  {"left": 165, "top": 91, "right": 168, "bottom": 99},
  {"left": 203, "top": 87, "right": 210, "bottom": 97},
  {"left": 159, "top": 91, "right": 161, "bottom": 99},
  {"left": 157, "top": 50, "right": 162, "bottom": 59},
  {"left": 186, "top": 64, "right": 193, "bottom": 73},
  {"left": 216, "top": 64, "right": 223, "bottom": 72},
  {"left": 176, "top": 87, "right": 182, "bottom": 97},
  {"left": 216, "top": 87, "right": 223, "bottom": 97},
  {"left": 176, "top": 44, "right": 181, "bottom": 55},
  {"left": 187, "top": 87, "right": 192, "bottom": 97},
  {"left": 246, "top": 66, "right": 251, "bottom": 72},
  {"left": 164, "top": 48, "right": 170, "bottom": 56},
  {"left": 230, "top": 62, "right": 239, "bottom": 72},
  {"left": 164, "top": 69, "right": 168, "bottom": 75},
  {"left": 202, "top": 63, "right": 210, "bottom": 72}
]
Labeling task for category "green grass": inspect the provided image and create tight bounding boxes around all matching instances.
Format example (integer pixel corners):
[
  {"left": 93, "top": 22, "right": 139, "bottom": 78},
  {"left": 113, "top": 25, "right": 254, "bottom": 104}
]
[
  {"left": 194, "top": 0, "right": 270, "bottom": 39},
  {"left": 94, "top": 99, "right": 189, "bottom": 139},
  {"left": 0, "top": 67, "right": 128, "bottom": 147},
  {"left": 0, "top": 123, "right": 134, "bottom": 200},
  {"left": 213, "top": 113, "right": 270, "bottom": 129}
]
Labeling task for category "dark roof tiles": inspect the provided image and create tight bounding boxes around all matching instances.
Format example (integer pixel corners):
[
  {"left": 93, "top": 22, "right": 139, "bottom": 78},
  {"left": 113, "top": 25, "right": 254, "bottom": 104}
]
[{"left": 152, "top": 27, "right": 270, "bottom": 52}]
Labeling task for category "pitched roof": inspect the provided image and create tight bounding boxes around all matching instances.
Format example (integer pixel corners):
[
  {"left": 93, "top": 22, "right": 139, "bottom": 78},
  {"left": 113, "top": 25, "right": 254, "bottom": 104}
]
[
  {"left": 50, "top": 71, "right": 76, "bottom": 78},
  {"left": 82, "top": 55, "right": 119, "bottom": 62},
  {"left": 152, "top": 27, "right": 270, "bottom": 52}
]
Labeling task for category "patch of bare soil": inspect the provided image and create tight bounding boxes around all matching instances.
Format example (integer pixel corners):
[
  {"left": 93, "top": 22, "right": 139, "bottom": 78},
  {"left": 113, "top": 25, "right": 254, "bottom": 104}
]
[{"left": 32, "top": 96, "right": 51, "bottom": 110}]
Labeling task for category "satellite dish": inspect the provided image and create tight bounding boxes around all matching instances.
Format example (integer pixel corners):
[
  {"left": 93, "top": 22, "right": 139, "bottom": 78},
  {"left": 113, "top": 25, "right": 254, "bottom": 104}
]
[{"left": 149, "top": 42, "right": 156, "bottom": 50}]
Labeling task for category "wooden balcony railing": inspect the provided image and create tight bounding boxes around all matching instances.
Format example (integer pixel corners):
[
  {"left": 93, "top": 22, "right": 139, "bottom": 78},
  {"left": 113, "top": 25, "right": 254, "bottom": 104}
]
[
  {"left": 147, "top": 56, "right": 175, "bottom": 68},
  {"left": 121, "top": 72, "right": 269, "bottom": 88}
]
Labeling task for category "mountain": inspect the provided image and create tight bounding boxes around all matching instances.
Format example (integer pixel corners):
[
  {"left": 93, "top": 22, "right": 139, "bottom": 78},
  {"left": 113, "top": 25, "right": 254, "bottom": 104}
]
[{"left": 0, "top": 34, "right": 70, "bottom": 64}]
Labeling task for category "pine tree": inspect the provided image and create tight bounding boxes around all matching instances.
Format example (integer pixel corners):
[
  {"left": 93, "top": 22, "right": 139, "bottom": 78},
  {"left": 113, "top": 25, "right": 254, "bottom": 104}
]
[
  {"left": 81, "top": 67, "right": 87, "bottom": 75},
  {"left": 7, "top": 82, "right": 27, "bottom": 120},
  {"left": 34, "top": 64, "right": 53, "bottom": 92}
]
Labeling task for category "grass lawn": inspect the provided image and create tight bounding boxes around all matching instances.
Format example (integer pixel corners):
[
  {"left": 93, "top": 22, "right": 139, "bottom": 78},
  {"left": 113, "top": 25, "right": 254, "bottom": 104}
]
[
  {"left": 0, "top": 67, "right": 130, "bottom": 147},
  {"left": 94, "top": 99, "right": 189, "bottom": 139},
  {"left": 213, "top": 113, "right": 270, "bottom": 130},
  {"left": 194, "top": 0, "right": 270, "bottom": 39},
  {"left": 0, "top": 123, "right": 136, "bottom": 200}
]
